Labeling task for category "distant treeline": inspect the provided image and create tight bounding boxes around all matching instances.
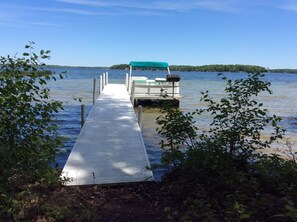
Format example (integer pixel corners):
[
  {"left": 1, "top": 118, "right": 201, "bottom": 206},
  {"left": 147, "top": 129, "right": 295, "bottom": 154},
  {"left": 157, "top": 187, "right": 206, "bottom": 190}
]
[
  {"left": 269, "top": 69, "right": 297, "bottom": 74},
  {"left": 110, "top": 64, "right": 130, "bottom": 70},
  {"left": 170, "top": 65, "right": 267, "bottom": 73},
  {"left": 4, "top": 70, "right": 53, "bottom": 76},
  {"left": 42, "top": 64, "right": 297, "bottom": 74},
  {"left": 110, "top": 64, "right": 267, "bottom": 73},
  {"left": 27, "top": 70, "right": 52, "bottom": 76},
  {"left": 45, "top": 65, "right": 109, "bottom": 69}
]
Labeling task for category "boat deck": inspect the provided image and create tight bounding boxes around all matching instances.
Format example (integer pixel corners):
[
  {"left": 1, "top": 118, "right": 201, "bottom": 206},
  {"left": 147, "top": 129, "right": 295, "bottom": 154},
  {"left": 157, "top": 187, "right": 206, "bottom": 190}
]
[{"left": 61, "top": 84, "right": 154, "bottom": 186}]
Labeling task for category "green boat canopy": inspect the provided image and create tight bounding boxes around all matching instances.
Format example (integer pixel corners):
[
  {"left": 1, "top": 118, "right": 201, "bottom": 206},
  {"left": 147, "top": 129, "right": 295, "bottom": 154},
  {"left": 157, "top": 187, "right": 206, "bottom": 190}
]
[{"left": 129, "top": 61, "right": 169, "bottom": 69}]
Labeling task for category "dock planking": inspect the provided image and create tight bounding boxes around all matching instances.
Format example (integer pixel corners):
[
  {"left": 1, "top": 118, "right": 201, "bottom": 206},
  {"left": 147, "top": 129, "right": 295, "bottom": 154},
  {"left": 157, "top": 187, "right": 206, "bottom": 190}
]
[{"left": 61, "top": 84, "right": 154, "bottom": 186}]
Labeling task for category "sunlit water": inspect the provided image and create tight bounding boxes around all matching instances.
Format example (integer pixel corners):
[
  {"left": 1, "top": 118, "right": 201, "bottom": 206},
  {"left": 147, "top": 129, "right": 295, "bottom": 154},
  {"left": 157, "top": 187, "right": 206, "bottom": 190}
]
[{"left": 46, "top": 67, "right": 297, "bottom": 179}]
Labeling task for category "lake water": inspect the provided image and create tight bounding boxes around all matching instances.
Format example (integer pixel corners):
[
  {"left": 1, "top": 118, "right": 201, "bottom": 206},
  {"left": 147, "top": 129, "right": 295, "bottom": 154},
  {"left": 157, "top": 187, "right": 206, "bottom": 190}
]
[{"left": 46, "top": 67, "right": 297, "bottom": 179}]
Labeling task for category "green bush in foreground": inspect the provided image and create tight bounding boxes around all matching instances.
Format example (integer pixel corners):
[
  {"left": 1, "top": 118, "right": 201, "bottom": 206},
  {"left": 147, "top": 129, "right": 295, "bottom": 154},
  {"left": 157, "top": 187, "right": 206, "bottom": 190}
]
[
  {"left": 157, "top": 72, "right": 297, "bottom": 221},
  {"left": 0, "top": 43, "right": 64, "bottom": 220}
]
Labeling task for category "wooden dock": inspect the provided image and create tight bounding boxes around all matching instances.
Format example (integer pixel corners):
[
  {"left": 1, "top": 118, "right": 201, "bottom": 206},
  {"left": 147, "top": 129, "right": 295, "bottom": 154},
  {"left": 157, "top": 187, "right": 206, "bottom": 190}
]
[{"left": 61, "top": 84, "right": 154, "bottom": 186}]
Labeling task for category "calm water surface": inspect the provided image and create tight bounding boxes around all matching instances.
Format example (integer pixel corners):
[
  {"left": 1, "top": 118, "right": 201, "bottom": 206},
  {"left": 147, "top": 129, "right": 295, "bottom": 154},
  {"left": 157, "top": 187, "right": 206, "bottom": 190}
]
[{"left": 47, "top": 67, "right": 297, "bottom": 179}]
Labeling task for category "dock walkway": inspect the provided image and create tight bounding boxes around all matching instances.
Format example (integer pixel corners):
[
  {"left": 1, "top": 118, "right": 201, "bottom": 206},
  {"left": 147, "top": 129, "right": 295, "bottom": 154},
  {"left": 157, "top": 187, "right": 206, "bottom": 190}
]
[{"left": 62, "top": 84, "right": 154, "bottom": 186}]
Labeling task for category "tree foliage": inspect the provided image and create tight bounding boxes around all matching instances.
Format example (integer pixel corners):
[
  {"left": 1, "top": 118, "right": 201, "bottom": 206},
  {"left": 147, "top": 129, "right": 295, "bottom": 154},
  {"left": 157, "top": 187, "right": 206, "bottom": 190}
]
[
  {"left": 197, "top": 73, "right": 284, "bottom": 158},
  {"left": 156, "top": 72, "right": 297, "bottom": 221},
  {"left": 110, "top": 63, "right": 267, "bottom": 73},
  {"left": 156, "top": 106, "right": 197, "bottom": 167},
  {"left": 269, "top": 69, "right": 297, "bottom": 74},
  {"left": 0, "top": 43, "right": 64, "bottom": 219},
  {"left": 110, "top": 63, "right": 130, "bottom": 70},
  {"left": 170, "top": 64, "right": 267, "bottom": 73}
]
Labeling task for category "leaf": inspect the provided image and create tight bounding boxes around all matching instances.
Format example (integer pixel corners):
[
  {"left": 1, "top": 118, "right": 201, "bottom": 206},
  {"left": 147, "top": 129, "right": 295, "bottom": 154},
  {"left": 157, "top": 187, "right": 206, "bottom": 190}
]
[{"left": 0, "top": 44, "right": 65, "bottom": 200}]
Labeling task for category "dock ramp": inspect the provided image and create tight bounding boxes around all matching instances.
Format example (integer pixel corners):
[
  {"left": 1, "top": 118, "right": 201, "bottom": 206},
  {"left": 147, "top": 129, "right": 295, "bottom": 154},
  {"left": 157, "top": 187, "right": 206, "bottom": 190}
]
[{"left": 61, "top": 84, "right": 154, "bottom": 185}]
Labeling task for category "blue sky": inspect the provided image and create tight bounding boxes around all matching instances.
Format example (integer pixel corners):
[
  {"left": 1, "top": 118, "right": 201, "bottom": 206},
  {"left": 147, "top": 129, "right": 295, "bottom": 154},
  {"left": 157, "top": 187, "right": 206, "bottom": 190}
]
[{"left": 0, "top": 0, "right": 297, "bottom": 68}]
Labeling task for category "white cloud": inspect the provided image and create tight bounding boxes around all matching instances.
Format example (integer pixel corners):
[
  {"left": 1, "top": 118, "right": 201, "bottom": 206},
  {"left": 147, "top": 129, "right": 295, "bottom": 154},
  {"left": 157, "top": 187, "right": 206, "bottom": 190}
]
[
  {"left": 0, "top": 19, "right": 61, "bottom": 29},
  {"left": 279, "top": 4, "right": 297, "bottom": 12},
  {"left": 13, "top": 5, "right": 97, "bottom": 16},
  {"left": 254, "top": 0, "right": 297, "bottom": 13},
  {"left": 29, "top": 22, "right": 62, "bottom": 27},
  {"left": 56, "top": 0, "right": 239, "bottom": 12},
  {"left": 0, "top": 5, "right": 63, "bottom": 28},
  {"left": 152, "top": 0, "right": 237, "bottom": 12}
]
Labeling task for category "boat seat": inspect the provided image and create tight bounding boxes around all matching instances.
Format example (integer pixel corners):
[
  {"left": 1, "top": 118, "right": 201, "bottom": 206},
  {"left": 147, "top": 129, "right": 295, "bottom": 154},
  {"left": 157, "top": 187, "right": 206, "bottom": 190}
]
[{"left": 155, "top": 78, "right": 167, "bottom": 82}]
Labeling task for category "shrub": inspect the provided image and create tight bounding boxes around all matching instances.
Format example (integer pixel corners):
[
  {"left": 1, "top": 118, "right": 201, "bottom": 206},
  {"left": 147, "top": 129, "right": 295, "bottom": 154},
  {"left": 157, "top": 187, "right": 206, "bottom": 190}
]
[
  {"left": 156, "top": 105, "right": 197, "bottom": 167},
  {"left": 157, "top": 72, "right": 297, "bottom": 221},
  {"left": 0, "top": 42, "right": 64, "bottom": 219},
  {"left": 197, "top": 73, "right": 284, "bottom": 159}
]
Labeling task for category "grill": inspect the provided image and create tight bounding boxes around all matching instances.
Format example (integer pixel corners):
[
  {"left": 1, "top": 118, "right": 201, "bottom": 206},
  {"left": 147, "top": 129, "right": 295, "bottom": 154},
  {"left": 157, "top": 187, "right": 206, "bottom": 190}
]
[{"left": 166, "top": 74, "right": 180, "bottom": 82}]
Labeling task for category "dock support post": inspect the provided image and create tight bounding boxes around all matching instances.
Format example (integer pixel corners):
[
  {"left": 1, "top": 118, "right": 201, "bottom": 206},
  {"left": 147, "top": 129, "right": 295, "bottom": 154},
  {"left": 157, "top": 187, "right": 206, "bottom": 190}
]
[
  {"left": 103, "top": 73, "right": 106, "bottom": 89},
  {"left": 93, "top": 78, "right": 96, "bottom": 105},
  {"left": 81, "top": 104, "right": 85, "bottom": 127},
  {"left": 148, "top": 82, "right": 150, "bottom": 95},
  {"left": 100, "top": 75, "right": 103, "bottom": 94},
  {"left": 131, "top": 81, "right": 135, "bottom": 107},
  {"left": 128, "top": 76, "right": 132, "bottom": 93},
  {"left": 106, "top": 72, "right": 108, "bottom": 85},
  {"left": 125, "top": 73, "right": 129, "bottom": 90},
  {"left": 137, "top": 105, "right": 142, "bottom": 128}
]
